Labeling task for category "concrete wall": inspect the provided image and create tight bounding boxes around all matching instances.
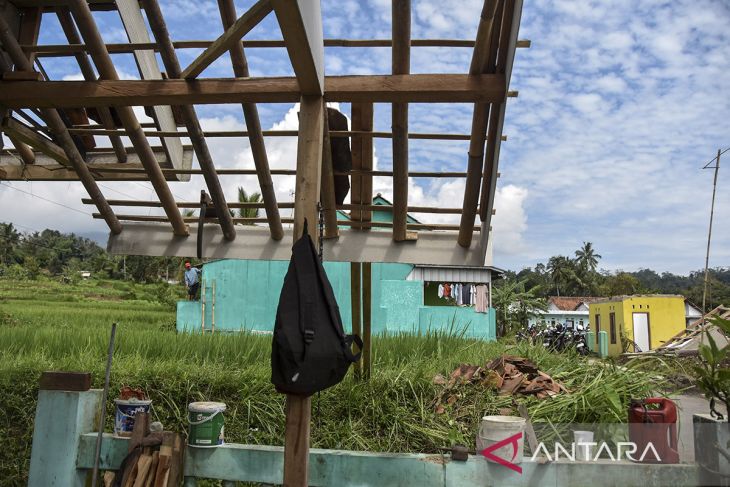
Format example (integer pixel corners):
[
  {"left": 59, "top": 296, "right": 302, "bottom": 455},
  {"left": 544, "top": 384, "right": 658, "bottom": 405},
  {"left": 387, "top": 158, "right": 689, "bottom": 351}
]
[{"left": 177, "top": 259, "right": 495, "bottom": 339}]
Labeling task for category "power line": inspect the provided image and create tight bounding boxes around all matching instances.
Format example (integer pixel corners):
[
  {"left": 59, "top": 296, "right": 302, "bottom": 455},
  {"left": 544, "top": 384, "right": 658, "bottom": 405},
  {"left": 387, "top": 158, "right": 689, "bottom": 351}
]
[
  {"left": 701, "top": 146, "right": 729, "bottom": 169},
  {"left": 0, "top": 182, "right": 91, "bottom": 216}
]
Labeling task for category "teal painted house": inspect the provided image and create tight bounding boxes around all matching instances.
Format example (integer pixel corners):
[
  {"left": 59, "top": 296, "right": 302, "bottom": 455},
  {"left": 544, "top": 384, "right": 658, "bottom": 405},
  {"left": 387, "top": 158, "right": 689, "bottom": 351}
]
[{"left": 177, "top": 195, "right": 501, "bottom": 339}]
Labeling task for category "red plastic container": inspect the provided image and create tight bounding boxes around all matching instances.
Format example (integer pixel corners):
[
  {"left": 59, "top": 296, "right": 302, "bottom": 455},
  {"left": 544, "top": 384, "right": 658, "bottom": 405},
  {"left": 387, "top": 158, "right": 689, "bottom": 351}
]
[{"left": 628, "top": 398, "right": 679, "bottom": 464}]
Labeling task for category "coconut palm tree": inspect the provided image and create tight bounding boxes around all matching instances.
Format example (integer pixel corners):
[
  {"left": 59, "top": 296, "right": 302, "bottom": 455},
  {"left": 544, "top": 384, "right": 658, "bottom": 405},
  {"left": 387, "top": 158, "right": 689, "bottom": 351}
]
[
  {"left": 237, "top": 187, "right": 262, "bottom": 224},
  {"left": 575, "top": 241, "right": 601, "bottom": 272}
]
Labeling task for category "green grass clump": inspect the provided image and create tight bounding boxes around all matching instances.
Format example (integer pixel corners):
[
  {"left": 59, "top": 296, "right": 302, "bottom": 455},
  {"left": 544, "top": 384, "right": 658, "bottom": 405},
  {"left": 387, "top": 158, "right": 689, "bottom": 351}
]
[{"left": 0, "top": 277, "right": 678, "bottom": 485}]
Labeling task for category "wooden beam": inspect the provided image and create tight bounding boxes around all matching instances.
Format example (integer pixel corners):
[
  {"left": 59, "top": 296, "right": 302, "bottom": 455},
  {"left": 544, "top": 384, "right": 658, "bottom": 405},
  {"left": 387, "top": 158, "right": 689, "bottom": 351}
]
[
  {"left": 286, "top": 94, "right": 324, "bottom": 487},
  {"left": 459, "top": 0, "right": 501, "bottom": 248},
  {"left": 141, "top": 0, "right": 237, "bottom": 241},
  {"left": 391, "top": 0, "right": 410, "bottom": 242},
  {"left": 17, "top": 6, "right": 43, "bottom": 64},
  {"left": 7, "top": 135, "right": 35, "bottom": 164},
  {"left": 0, "top": 14, "right": 122, "bottom": 234},
  {"left": 23, "top": 38, "right": 534, "bottom": 56},
  {"left": 181, "top": 0, "right": 272, "bottom": 79},
  {"left": 116, "top": 0, "right": 186, "bottom": 178},
  {"left": 218, "top": 0, "right": 284, "bottom": 241},
  {"left": 350, "top": 102, "right": 373, "bottom": 223},
  {"left": 0, "top": 74, "right": 506, "bottom": 108},
  {"left": 350, "top": 262, "right": 362, "bottom": 380},
  {"left": 55, "top": 7, "right": 128, "bottom": 164},
  {"left": 67, "top": 0, "right": 187, "bottom": 236},
  {"left": 271, "top": 0, "right": 324, "bottom": 95},
  {"left": 362, "top": 261, "right": 372, "bottom": 380},
  {"left": 2, "top": 117, "right": 68, "bottom": 164},
  {"left": 320, "top": 107, "right": 339, "bottom": 238}
]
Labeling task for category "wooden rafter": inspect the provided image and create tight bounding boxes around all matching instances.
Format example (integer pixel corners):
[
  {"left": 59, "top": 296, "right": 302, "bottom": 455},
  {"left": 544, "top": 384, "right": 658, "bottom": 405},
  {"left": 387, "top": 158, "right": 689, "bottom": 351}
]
[
  {"left": 67, "top": 0, "right": 187, "bottom": 236},
  {"left": 391, "top": 0, "right": 411, "bottom": 242},
  {"left": 0, "top": 74, "right": 507, "bottom": 108}
]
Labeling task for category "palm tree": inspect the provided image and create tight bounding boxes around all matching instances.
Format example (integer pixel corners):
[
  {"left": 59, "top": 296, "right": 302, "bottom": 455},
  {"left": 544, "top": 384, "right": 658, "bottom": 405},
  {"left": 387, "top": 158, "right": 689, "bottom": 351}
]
[
  {"left": 0, "top": 223, "right": 20, "bottom": 265},
  {"left": 492, "top": 278, "right": 547, "bottom": 336},
  {"left": 237, "top": 187, "right": 262, "bottom": 224},
  {"left": 575, "top": 241, "right": 601, "bottom": 272}
]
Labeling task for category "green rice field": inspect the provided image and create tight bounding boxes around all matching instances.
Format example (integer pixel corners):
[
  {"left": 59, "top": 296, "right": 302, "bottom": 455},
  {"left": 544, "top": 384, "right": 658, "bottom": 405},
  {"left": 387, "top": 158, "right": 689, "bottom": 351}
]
[{"left": 0, "top": 277, "right": 681, "bottom": 485}]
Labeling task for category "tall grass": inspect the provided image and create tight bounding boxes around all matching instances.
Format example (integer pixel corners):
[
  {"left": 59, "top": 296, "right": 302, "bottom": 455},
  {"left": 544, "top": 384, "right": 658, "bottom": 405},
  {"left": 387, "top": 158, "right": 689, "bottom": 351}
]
[{"left": 0, "top": 277, "right": 681, "bottom": 485}]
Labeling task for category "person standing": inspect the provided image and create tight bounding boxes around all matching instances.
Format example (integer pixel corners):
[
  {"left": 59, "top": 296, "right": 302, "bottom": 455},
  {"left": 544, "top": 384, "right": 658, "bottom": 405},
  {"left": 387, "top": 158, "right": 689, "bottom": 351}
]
[{"left": 184, "top": 262, "right": 201, "bottom": 300}]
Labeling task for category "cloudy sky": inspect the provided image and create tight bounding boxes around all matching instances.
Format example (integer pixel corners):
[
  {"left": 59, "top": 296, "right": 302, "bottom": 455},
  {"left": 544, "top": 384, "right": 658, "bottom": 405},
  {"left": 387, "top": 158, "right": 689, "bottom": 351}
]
[{"left": 1, "top": 0, "right": 729, "bottom": 274}]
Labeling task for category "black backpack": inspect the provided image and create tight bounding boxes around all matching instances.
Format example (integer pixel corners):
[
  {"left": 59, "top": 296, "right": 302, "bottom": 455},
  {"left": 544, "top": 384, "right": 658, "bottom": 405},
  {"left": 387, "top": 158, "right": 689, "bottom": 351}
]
[{"left": 271, "top": 221, "right": 362, "bottom": 396}]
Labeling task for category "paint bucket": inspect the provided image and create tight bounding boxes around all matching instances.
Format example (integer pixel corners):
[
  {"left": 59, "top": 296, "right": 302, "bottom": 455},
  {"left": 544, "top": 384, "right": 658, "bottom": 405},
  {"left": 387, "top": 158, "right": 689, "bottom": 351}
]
[
  {"left": 113, "top": 398, "right": 152, "bottom": 437},
  {"left": 574, "top": 430, "right": 594, "bottom": 461},
  {"left": 188, "top": 402, "right": 226, "bottom": 447},
  {"left": 477, "top": 415, "right": 526, "bottom": 464}
]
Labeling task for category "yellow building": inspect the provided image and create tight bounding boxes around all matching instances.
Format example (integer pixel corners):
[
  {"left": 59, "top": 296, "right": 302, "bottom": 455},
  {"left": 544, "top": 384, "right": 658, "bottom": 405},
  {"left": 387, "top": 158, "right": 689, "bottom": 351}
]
[{"left": 589, "top": 295, "right": 687, "bottom": 356}]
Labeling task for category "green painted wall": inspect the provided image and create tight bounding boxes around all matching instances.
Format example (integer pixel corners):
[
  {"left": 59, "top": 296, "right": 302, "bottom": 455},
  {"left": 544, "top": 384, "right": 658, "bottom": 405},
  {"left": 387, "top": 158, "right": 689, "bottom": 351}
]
[{"left": 177, "top": 259, "right": 495, "bottom": 340}]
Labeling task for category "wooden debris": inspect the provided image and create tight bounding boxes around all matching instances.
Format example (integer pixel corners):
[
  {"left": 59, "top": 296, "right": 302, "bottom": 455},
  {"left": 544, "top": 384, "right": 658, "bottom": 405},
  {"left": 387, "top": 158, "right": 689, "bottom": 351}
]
[{"left": 433, "top": 355, "right": 568, "bottom": 413}]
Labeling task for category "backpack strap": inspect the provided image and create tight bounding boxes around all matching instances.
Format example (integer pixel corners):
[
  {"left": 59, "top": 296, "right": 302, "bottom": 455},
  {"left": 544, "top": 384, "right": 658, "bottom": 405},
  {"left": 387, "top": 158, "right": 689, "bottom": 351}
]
[{"left": 292, "top": 220, "right": 318, "bottom": 357}]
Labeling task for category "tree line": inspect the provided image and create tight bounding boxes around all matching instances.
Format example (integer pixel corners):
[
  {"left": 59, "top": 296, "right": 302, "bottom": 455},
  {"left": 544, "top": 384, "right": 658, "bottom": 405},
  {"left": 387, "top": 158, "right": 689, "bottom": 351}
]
[{"left": 493, "top": 241, "right": 730, "bottom": 336}]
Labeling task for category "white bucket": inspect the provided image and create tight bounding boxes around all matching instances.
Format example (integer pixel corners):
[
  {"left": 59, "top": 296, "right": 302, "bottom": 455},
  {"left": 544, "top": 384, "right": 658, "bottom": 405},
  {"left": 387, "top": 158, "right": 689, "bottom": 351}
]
[
  {"left": 477, "top": 415, "right": 526, "bottom": 464},
  {"left": 574, "top": 430, "right": 594, "bottom": 461},
  {"left": 113, "top": 398, "right": 152, "bottom": 437}
]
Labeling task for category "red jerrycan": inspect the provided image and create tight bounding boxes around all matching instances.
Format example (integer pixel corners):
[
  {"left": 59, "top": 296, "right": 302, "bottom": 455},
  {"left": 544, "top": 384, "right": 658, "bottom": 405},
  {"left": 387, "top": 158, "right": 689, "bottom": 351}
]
[{"left": 628, "top": 398, "right": 680, "bottom": 464}]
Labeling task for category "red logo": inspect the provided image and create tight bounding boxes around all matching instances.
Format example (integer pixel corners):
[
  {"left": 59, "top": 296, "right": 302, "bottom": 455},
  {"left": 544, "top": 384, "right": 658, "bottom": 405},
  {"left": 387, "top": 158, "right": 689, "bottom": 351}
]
[{"left": 480, "top": 432, "right": 523, "bottom": 474}]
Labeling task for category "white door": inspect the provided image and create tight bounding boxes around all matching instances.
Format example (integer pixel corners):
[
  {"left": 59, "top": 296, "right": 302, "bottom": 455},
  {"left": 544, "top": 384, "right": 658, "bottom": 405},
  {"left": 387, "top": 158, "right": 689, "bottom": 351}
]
[{"left": 632, "top": 313, "right": 650, "bottom": 351}]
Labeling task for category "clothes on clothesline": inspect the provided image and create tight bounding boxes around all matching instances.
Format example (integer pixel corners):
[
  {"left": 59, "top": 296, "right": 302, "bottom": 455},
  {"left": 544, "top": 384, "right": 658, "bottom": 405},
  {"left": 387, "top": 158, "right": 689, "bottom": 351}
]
[{"left": 435, "top": 282, "right": 487, "bottom": 310}]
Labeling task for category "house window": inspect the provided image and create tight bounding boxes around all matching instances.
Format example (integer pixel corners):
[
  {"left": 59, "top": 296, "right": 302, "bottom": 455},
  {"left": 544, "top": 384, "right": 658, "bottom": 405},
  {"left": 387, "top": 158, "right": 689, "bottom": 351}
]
[
  {"left": 609, "top": 312, "right": 616, "bottom": 344},
  {"left": 579, "top": 320, "right": 584, "bottom": 327},
  {"left": 595, "top": 314, "right": 601, "bottom": 345}
]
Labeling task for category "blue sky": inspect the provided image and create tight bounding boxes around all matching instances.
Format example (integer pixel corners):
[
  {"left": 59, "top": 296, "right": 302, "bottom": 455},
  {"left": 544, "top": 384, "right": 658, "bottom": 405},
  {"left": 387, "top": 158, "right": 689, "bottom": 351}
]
[{"left": 1, "top": 0, "right": 729, "bottom": 274}]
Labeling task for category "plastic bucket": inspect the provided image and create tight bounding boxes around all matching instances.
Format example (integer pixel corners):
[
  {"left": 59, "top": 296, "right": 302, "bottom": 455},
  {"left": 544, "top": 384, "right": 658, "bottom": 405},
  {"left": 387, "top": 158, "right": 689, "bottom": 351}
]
[
  {"left": 574, "top": 430, "right": 594, "bottom": 461},
  {"left": 188, "top": 402, "right": 226, "bottom": 447},
  {"left": 477, "top": 415, "right": 526, "bottom": 464},
  {"left": 114, "top": 399, "right": 152, "bottom": 437}
]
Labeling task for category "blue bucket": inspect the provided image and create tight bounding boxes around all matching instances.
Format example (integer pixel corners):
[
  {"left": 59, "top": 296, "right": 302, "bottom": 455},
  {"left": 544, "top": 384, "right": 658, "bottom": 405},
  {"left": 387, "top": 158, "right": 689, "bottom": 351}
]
[{"left": 114, "top": 398, "right": 152, "bottom": 436}]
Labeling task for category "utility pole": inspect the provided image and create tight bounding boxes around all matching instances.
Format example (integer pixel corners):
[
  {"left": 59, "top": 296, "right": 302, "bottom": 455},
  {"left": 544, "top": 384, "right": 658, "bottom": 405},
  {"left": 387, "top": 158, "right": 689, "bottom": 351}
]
[{"left": 702, "top": 148, "right": 721, "bottom": 322}]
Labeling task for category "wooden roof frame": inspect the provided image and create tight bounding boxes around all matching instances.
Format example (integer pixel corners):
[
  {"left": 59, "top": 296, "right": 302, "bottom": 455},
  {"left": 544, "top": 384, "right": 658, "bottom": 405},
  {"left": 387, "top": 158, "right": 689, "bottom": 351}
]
[{"left": 0, "top": 0, "right": 525, "bottom": 267}]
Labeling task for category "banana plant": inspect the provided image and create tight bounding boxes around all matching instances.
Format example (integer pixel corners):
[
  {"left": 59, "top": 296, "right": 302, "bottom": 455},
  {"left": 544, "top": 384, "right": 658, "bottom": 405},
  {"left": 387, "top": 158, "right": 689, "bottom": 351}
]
[{"left": 695, "top": 316, "right": 730, "bottom": 422}]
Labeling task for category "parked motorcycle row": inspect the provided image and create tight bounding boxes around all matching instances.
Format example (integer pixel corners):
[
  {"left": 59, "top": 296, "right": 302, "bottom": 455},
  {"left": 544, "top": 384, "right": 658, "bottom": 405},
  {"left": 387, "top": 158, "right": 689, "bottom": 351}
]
[{"left": 517, "top": 321, "right": 590, "bottom": 355}]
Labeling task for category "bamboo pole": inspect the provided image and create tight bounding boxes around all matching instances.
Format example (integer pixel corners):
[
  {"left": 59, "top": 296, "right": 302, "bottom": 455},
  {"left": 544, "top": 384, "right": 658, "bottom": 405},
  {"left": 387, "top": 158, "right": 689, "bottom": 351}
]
[
  {"left": 140, "top": 0, "right": 236, "bottom": 241},
  {"left": 459, "top": 0, "right": 500, "bottom": 248},
  {"left": 7, "top": 135, "right": 35, "bottom": 164},
  {"left": 55, "top": 7, "right": 127, "bottom": 163},
  {"left": 0, "top": 14, "right": 122, "bottom": 234},
  {"left": 201, "top": 278, "right": 206, "bottom": 333},
  {"left": 212, "top": 280, "right": 216, "bottom": 334},
  {"left": 350, "top": 262, "right": 362, "bottom": 380},
  {"left": 67, "top": 0, "right": 187, "bottom": 236},
  {"left": 362, "top": 262, "right": 372, "bottom": 380},
  {"left": 218, "top": 0, "right": 284, "bottom": 241},
  {"left": 391, "top": 0, "right": 411, "bottom": 242},
  {"left": 702, "top": 149, "right": 721, "bottom": 318},
  {"left": 91, "top": 167, "right": 473, "bottom": 178}
]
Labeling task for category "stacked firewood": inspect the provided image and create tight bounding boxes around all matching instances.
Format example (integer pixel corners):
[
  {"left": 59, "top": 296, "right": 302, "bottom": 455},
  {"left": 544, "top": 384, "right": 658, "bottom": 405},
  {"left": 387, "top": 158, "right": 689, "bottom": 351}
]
[{"left": 103, "top": 413, "right": 183, "bottom": 487}]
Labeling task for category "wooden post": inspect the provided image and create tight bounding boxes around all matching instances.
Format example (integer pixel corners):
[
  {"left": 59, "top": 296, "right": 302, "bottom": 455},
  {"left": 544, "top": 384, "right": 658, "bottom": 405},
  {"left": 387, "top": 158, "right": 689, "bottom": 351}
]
[
  {"left": 350, "top": 262, "right": 362, "bottom": 379},
  {"left": 362, "top": 261, "right": 372, "bottom": 380},
  {"left": 285, "top": 95, "right": 324, "bottom": 487},
  {"left": 320, "top": 106, "right": 339, "bottom": 238},
  {"left": 212, "top": 279, "right": 216, "bottom": 334},
  {"left": 391, "top": 0, "right": 411, "bottom": 241},
  {"left": 200, "top": 279, "right": 206, "bottom": 333},
  {"left": 350, "top": 103, "right": 374, "bottom": 223}
]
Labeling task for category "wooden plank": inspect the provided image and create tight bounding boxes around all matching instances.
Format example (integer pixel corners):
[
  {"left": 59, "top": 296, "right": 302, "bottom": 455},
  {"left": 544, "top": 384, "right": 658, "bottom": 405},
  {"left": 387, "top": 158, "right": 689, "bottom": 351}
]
[
  {"left": 106, "top": 223, "right": 488, "bottom": 266},
  {"left": 350, "top": 102, "right": 373, "bottom": 222},
  {"left": 320, "top": 107, "right": 339, "bottom": 238},
  {"left": 38, "top": 371, "right": 91, "bottom": 391},
  {"left": 17, "top": 6, "right": 43, "bottom": 64},
  {"left": 271, "top": 0, "right": 324, "bottom": 95},
  {"left": 181, "top": 0, "right": 272, "bottom": 79},
  {"left": 116, "top": 0, "right": 185, "bottom": 175},
  {"left": 1, "top": 70, "right": 42, "bottom": 80},
  {"left": 1, "top": 117, "right": 69, "bottom": 165},
  {"left": 350, "top": 262, "right": 362, "bottom": 380},
  {"left": 24, "top": 38, "right": 533, "bottom": 56},
  {"left": 391, "top": 0, "right": 410, "bottom": 242},
  {"left": 362, "top": 262, "right": 372, "bottom": 380},
  {"left": 0, "top": 74, "right": 506, "bottom": 108},
  {"left": 6, "top": 135, "right": 35, "bottom": 164}
]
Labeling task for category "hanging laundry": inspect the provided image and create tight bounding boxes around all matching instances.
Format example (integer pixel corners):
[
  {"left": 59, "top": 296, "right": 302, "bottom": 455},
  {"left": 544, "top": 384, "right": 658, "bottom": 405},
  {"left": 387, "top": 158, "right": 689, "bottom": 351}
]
[
  {"left": 462, "top": 284, "right": 471, "bottom": 306},
  {"left": 438, "top": 283, "right": 444, "bottom": 298},
  {"left": 443, "top": 283, "right": 452, "bottom": 299},
  {"left": 470, "top": 285, "right": 477, "bottom": 306},
  {"left": 453, "top": 283, "right": 460, "bottom": 304},
  {"left": 474, "top": 284, "right": 489, "bottom": 313}
]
